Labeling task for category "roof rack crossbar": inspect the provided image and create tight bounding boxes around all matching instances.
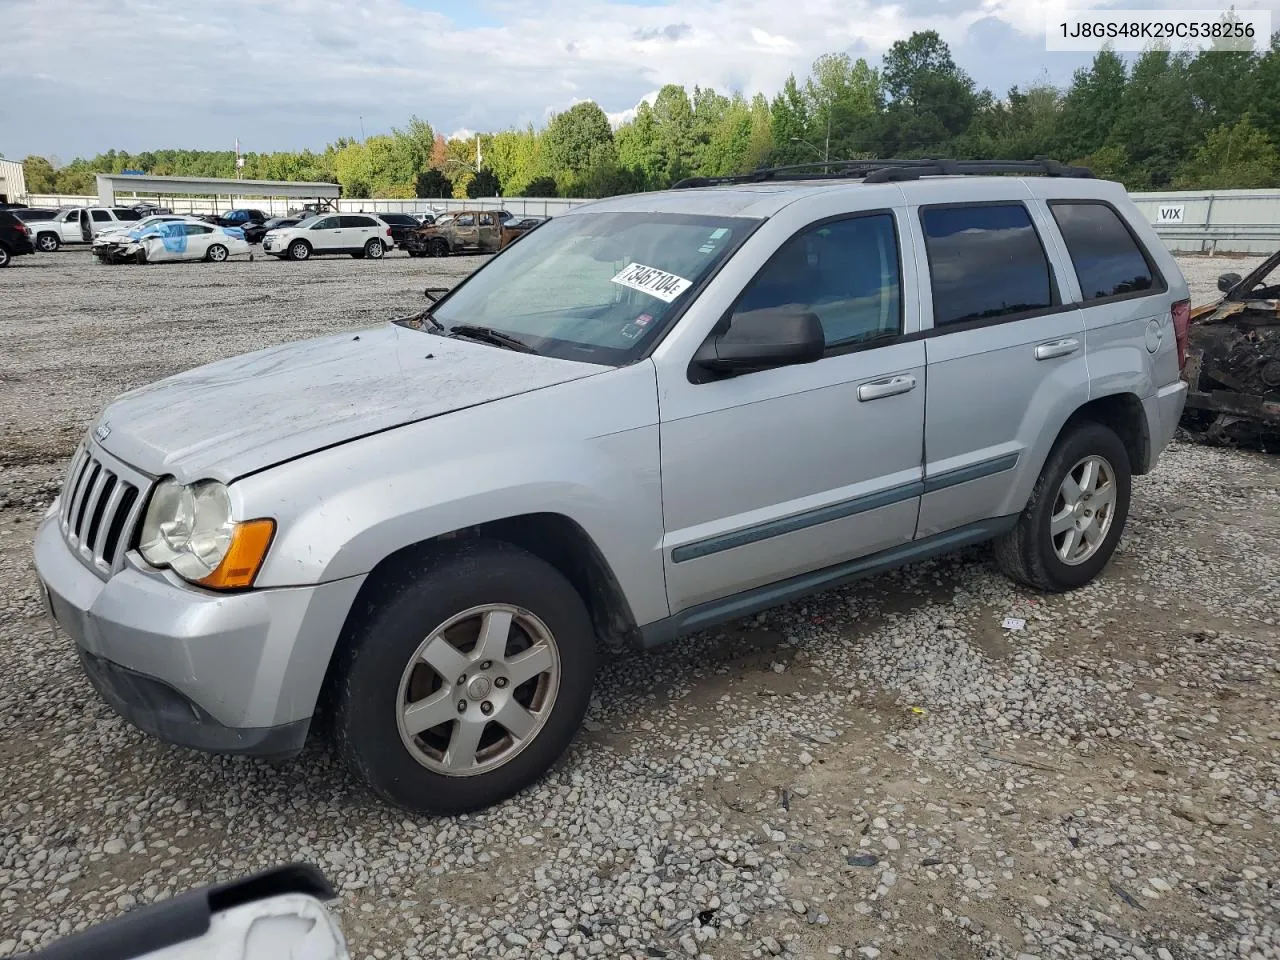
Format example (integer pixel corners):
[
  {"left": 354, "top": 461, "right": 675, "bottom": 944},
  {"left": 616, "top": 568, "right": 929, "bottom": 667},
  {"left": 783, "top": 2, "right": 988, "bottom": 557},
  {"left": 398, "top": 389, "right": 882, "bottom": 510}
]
[{"left": 670, "top": 157, "right": 1093, "bottom": 189}]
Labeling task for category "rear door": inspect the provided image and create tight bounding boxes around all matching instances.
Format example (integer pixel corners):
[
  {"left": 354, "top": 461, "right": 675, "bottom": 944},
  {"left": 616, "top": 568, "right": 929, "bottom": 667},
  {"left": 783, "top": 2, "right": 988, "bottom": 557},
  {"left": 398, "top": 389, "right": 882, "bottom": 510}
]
[
  {"left": 340, "top": 215, "right": 376, "bottom": 249},
  {"left": 912, "top": 190, "right": 1088, "bottom": 538},
  {"left": 478, "top": 212, "right": 499, "bottom": 251},
  {"left": 182, "top": 223, "right": 216, "bottom": 260}
]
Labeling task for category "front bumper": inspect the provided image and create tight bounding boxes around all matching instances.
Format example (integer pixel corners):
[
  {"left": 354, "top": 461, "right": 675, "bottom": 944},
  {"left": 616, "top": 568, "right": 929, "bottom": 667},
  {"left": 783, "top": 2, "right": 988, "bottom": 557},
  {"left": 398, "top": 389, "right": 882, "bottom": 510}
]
[{"left": 33, "top": 511, "right": 365, "bottom": 758}]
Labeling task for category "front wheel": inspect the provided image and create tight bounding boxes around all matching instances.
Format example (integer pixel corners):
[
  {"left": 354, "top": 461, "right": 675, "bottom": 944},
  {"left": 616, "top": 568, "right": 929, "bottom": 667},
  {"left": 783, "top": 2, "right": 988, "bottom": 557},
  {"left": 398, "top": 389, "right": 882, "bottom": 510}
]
[
  {"left": 994, "top": 421, "right": 1131, "bottom": 592},
  {"left": 288, "top": 240, "right": 311, "bottom": 261},
  {"left": 365, "top": 239, "right": 385, "bottom": 259},
  {"left": 205, "top": 243, "right": 229, "bottom": 262},
  {"left": 36, "top": 233, "right": 60, "bottom": 253},
  {"left": 430, "top": 238, "right": 449, "bottom": 258},
  {"left": 332, "top": 541, "right": 597, "bottom": 815}
]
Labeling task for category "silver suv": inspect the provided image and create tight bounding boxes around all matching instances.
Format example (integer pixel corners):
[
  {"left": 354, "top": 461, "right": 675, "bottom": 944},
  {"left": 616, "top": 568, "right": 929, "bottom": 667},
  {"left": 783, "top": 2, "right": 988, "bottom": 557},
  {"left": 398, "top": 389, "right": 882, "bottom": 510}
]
[{"left": 33, "top": 160, "right": 1190, "bottom": 814}]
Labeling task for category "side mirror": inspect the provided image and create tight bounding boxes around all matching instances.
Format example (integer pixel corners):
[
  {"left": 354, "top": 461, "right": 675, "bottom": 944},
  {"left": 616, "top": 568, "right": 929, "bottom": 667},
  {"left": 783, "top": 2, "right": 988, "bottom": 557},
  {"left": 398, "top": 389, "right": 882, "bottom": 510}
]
[
  {"left": 1218, "top": 272, "right": 1242, "bottom": 293},
  {"left": 424, "top": 286, "right": 451, "bottom": 302},
  {"left": 27, "top": 864, "right": 348, "bottom": 960},
  {"left": 694, "top": 308, "right": 825, "bottom": 374}
]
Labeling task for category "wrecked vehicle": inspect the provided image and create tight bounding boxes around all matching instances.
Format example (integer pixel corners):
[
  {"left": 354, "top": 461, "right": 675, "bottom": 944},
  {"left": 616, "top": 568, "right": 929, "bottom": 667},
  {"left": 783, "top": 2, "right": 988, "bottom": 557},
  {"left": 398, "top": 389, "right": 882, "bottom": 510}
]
[
  {"left": 94, "top": 220, "right": 252, "bottom": 265},
  {"left": 498, "top": 215, "right": 548, "bottom": 250},
  {"left": 1181, "top": 250, "right": 1280, "bottom": 448},
  {"left": 404, "top": 209, "right": 510, "bottom": 257}
]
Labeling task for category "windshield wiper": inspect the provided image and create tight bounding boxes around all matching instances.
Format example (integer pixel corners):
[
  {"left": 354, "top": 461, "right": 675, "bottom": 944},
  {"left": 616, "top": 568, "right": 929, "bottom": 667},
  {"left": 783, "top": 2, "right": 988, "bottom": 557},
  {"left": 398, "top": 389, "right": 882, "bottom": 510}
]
[{"left": 449, "top": 324, "right": 536, "bottom": 353}]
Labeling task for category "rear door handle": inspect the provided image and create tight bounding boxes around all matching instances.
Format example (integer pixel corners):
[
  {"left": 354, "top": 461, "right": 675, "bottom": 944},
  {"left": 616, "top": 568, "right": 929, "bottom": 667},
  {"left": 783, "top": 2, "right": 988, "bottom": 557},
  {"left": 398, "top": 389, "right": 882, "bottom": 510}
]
[
  {"left": 857, "top": 374, "right": 917, "bottom": 402},
  {"left": 1035, "top": 338, "right": 1080, "bottom": 361}
]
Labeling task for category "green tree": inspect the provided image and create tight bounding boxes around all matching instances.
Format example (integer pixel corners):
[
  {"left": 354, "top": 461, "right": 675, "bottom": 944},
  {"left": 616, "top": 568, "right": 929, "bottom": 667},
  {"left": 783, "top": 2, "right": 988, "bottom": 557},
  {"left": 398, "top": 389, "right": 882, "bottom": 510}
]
[
  {"left": 1076, "top": 143, "right": 1132, "bottom": 182},
  {"left": 1055, "top": 48, "right": 1127, "bottom": 161},
  {"left": 769, "top": 75, "right": 812, "bottom": 165},
  {"left": 880, "top": 31, "right": 977, "bottom": 154},
  {"left": 467, "top": 168, "right": 502, "bottom": 197},
  {"left": 22, "top": 156, "right": 57, "bottom": 194},
  {"left": 543, "top": 101, "right": 615, "bottom": 177},
  {"left": 1109, "top": 48, "right": 1198, "bottom": 188},
  {"left": 415, "top": 168, "right": 452, "bottom": 198},
  {"left": 803, "top": 52, "right": 882, "bottom": 160},
  {"left": 615, "top": 101, "right": 665, "bottom": 187},
  {"left": 523, "top": 176, "right": 558, "bottom": 197},
  {"left": 1174, "top": 115, "right": 1280, "bottom": 188},
  {"left": 651, "top": 84, "right": 696, "bottom": 182}
]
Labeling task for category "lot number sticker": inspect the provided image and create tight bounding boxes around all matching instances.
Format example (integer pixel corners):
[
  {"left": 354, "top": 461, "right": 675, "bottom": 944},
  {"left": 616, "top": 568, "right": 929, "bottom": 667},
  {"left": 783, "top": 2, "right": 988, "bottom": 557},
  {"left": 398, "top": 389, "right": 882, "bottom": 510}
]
[
  {"left": 611, "top": 262, "right": 692, "bottom": 303},
  {"left": 1155, "top": 205, "right": 1185, "bottom": 224}
]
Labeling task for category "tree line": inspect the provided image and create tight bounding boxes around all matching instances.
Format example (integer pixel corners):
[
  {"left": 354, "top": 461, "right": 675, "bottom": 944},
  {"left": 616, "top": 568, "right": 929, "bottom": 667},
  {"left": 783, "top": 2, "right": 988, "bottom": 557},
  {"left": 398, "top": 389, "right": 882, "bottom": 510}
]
[{"left": 19, "top": 30, "right": 1280, "bottom": 201}]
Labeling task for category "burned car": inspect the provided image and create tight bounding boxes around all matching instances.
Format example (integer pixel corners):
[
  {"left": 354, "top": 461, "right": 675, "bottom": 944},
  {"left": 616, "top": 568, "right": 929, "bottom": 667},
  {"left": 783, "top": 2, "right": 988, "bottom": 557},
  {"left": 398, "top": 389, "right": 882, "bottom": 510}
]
[
  {"left": 404, "top": 209, "right": 509, "bottom": 257},
  {"left": 498, "top": 215, "right": 548, "bottom": 250},
  {"left": 1181, "top": 250, "right": 1280, "bottom": 448}
]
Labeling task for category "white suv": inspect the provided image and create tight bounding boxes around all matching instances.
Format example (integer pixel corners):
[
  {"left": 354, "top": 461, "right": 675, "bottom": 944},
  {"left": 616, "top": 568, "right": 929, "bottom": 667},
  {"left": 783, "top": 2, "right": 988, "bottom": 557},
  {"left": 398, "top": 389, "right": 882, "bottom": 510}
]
[{"left": 262, "top": 214, "right": 393, "bottom": 261}]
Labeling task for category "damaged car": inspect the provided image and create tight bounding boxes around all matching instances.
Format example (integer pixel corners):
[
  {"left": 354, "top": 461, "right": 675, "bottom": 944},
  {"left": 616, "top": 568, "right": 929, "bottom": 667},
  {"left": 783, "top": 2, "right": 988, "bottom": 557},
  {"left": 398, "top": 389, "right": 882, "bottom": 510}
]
[
  {"left": 1181, "top": 250, "right": 1280, "bottom": 448},
  {"left": 94, "top": 219, "right": 252, "bottom": 265}
]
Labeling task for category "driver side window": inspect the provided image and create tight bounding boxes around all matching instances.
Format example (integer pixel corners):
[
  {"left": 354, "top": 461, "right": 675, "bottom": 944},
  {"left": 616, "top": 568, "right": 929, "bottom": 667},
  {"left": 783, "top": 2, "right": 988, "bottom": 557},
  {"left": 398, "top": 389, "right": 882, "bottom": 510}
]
[
  {"left": 312, "top": 217, "right": 337, "bottom": 230},
  {"left": 731, "top": 213, "right": 903, "bottom": 351}
]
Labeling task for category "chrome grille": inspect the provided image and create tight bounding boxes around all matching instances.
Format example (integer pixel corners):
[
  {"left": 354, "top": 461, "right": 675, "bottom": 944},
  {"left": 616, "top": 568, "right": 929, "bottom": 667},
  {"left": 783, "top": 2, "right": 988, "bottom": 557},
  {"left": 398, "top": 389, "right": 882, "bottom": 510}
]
[{"left": 58, "top": 444, "right": 150, "bottom": 578}]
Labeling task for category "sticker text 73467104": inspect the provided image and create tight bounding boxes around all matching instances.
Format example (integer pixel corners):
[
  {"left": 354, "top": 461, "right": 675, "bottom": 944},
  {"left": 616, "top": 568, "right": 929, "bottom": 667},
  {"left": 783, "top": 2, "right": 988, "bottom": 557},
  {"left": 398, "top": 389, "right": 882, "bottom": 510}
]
[{"left": 610, "top": 262, "right": 693, "bottom": 303}]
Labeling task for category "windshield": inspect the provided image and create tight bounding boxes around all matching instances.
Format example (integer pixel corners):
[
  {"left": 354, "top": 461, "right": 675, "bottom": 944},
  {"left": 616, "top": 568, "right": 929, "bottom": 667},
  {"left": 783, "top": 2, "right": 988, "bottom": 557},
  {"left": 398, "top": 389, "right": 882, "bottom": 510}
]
[
  {"left": 430, "top": 212, "right": 756, "bottom": 364},
  {"left": 294, "top": 215, "right": 322, "bottom": 228}
]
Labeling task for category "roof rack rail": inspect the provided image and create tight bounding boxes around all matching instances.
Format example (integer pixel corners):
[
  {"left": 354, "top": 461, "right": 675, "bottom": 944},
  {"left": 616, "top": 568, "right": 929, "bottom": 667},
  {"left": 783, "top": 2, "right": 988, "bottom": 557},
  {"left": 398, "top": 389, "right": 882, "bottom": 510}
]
[{"left": 670, "top": 157, "right": 1093, "bottom": 189}]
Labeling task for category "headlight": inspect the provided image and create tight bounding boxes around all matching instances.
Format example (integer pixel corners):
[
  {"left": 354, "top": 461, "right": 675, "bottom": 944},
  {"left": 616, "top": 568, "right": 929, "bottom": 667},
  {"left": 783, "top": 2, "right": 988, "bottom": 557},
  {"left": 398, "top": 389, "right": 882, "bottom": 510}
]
[{"left": 139, "top": 479, "right": 275, "bottom": 589}]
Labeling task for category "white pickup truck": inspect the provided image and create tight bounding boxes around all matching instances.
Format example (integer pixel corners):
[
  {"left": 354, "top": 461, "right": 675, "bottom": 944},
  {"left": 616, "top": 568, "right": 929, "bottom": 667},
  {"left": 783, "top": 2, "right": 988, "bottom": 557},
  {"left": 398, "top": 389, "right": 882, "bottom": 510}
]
[{"left": 28, "top": 206, "right": 145, "bottom": 251}]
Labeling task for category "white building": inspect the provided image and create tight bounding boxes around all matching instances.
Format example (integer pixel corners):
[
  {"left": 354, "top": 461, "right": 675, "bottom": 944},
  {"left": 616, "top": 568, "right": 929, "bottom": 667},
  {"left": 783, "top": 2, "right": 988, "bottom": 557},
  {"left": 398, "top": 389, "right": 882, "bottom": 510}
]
[{"left": 0, "top": 156, "right": 27, "bottom": 205}]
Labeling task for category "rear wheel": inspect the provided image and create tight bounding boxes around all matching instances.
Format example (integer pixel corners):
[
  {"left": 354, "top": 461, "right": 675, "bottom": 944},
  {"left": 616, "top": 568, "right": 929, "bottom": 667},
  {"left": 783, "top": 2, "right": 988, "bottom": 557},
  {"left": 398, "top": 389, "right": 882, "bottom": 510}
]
[
  {"left": 288, "top": 239, "right": 311, "bottom": 261},
  {"left": 0, "top": 246, "right": 10, "bottom": 268},
  {"left": 365, "top": 238, "right": 385, "bottom": 259},
  {"left": 36, "top": 233, "right": 60, "bottom": 253},
  {"left": 994, "top": 422, "right": 1131, "bottom": 592},
  {"left": 332, "top": 541, "right": 597, "bottom": 814},
  {"left": 205, "top": 243, "right": 229, "bottom": 262}
]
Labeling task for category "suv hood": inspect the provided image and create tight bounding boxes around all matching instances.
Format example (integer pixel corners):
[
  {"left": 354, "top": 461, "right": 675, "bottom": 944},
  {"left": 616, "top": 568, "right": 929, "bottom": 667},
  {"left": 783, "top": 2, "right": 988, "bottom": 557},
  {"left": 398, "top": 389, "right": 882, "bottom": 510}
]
[{"left": 93, "top": 323, "right": 603, "bottom": 483}]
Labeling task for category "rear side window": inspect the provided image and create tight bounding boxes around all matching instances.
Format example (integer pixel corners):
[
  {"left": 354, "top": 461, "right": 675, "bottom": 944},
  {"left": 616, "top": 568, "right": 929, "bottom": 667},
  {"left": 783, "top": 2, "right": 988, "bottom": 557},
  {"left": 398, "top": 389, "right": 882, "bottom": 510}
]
[
  {"left": 113, "top": 209, "right": 142, "bottom": 221},
  {"left": 922, "top": 203, "right": 1053, "bottom": 326},
  {"left": 1050, "top": 202, "right": 1156, "bottom": 301},
  {"left": 91, "top": 210, "right": 112, "bottom": 222}
]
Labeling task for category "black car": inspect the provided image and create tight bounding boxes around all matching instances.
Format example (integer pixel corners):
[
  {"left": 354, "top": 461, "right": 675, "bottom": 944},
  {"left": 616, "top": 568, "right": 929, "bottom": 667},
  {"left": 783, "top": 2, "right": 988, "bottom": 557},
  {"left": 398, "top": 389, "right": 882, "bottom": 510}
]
[
  {"left": 377, "top": 212, "right": 425, "bottom": 247},
  {"left": 0, "top": 210, "right": 36, "bottom": 267},
  {"left": 250, "top": 216, "right": 303, "bottom": 244},
  {"left": 10, "top": 207, "right": 62, "bottom": 222}
]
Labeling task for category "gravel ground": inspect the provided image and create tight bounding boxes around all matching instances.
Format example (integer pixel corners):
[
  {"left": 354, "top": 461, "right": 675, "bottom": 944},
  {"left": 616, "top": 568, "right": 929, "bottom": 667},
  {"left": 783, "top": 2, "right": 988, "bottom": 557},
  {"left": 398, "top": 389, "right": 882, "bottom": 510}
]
[{"left": 1, "top": 249, "right": 1277, "bottom": 960}]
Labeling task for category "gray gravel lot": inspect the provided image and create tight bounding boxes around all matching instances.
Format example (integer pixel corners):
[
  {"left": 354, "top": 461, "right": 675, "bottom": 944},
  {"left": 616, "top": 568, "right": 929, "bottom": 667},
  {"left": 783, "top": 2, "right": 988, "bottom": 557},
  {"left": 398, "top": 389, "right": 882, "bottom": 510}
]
[{"left": 0, "top": 249, "right": 1277, "bottom": 960}]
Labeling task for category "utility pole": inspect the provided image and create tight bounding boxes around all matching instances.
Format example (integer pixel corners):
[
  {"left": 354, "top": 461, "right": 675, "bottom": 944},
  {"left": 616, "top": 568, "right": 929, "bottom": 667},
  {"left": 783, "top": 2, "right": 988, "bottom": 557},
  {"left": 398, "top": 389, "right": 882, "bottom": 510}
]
[
  {"left": 475, "top": 133, "right": 482, "bottom": 172},
  {"left": 359, "top": 116, "right": 366, "bottom": 141}
]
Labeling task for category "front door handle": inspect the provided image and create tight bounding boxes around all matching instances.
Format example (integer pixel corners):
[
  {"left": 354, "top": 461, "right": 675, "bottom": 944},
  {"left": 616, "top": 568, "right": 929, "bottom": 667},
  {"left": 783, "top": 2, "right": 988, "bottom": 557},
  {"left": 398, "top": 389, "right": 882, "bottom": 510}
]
[
  {"left": 1035, "top": 338, "right": 1080, "bottom": 361},
  {"left": 858, "top": 374, "right": 917, "bottom": 402}
]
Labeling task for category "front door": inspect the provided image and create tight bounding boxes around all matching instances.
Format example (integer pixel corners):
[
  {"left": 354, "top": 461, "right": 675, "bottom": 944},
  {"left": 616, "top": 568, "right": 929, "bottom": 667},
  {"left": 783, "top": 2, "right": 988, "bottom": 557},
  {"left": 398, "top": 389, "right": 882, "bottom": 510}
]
[
  {"left": 451, "top": 213, "right": 479, "bottom": 250},
  {"left": 309, "top": 216, "right": 343, "bottom": 251},
  {"left": 912, "top": 198, "right": 1088, "bottom": 538},
  {"left": 478, "top": 212, "right": 499, "bottom": 252},
  {"left": 657, "top": 211, "right": 926, "bottom": 614}
]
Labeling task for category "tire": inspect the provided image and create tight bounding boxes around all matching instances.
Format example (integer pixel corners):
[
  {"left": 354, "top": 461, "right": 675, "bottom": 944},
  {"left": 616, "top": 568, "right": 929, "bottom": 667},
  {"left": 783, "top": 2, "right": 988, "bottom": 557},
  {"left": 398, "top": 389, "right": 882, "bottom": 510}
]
[
  {"left": 0, "top": 246, "right": 10, "bottom": 268},
  {"left": 288, "top": 239, "right": 311, "bottom": 261},
  {"left": 205, "top": 243, "right": 229, "bottom": 263},
  {"left": 332, "top": 540, "right": 597, "bottom": 815},
  {"left": 36, "top": 232, "right": 60, "bottom": 253},
  {"left": 994, "top": 421, "right": 1131, "bottom": 592},
  {"left": 134, "top": 247, "right": 148, "bottom": 266},
  {"left": 365, "top": 239, "right": 385, "bottom": 259},
  {"left": 430, "top": 238, "right": 449, "bottom": 258}
]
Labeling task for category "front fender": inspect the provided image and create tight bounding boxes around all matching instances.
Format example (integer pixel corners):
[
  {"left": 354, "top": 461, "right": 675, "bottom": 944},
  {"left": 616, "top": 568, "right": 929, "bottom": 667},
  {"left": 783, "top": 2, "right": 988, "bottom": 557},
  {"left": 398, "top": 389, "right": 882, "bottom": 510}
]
[{"left": 232, "top": 364, "right": 669, "bottom": 626}]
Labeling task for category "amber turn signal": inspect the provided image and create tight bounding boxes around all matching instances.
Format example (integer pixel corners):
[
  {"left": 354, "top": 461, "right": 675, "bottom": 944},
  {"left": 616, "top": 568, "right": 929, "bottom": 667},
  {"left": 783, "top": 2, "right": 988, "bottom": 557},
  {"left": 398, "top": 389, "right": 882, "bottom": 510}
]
[{"left": 197, "top": 519, "right": 276, "bottom": 590}]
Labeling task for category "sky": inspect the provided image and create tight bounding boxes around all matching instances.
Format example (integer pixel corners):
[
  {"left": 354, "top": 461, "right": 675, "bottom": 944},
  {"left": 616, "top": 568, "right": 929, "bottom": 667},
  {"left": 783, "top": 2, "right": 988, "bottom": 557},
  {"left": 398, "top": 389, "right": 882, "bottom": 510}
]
[{"left": 1, "top": 0, "right": 1277, "bottom": 160}]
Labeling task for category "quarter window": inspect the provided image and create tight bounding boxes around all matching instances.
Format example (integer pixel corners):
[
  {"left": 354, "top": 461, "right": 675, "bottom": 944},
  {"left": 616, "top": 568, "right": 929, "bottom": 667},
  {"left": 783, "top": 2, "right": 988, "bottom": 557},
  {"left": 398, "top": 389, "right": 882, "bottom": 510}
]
[
  {"left": 731, "top": 214, "right": 902, "bottom": 349},
  {"left": 922, "top": 204, "right": 1053, "bottom": 326},
  {"left": 1050, "top": 202, "right": 1156, "bottom": 301}
]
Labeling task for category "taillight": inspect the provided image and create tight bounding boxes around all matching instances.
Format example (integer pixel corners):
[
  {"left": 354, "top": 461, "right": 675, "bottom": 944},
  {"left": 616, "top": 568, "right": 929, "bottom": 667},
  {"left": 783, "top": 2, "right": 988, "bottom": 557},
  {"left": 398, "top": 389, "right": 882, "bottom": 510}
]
[
  {"left": 386, "top": 228, "right": 393, "bottom": 238},
  {"left": 1171, "top": 299, "right": 1190, "bottom": 372}
]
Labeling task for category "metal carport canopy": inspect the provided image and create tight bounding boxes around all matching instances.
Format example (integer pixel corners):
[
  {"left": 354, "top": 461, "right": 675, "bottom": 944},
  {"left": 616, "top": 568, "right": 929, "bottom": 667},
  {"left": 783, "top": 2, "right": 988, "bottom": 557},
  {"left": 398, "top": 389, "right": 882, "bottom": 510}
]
[{"left": 95, "top": 173, "right": 340, "bottom": 205}]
